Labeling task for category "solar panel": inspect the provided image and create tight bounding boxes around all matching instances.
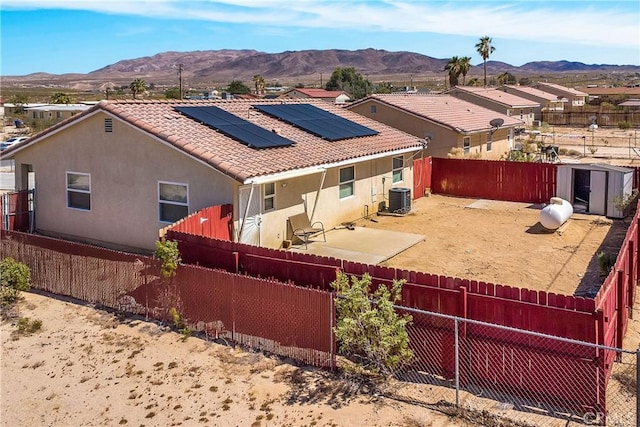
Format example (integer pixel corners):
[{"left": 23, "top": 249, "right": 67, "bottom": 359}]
[
  {"left": 253, "top": 104, "right": 379, "bottom": 141},
  {"left": 174, "top": 106, "right": 294, "bottom": 149}
]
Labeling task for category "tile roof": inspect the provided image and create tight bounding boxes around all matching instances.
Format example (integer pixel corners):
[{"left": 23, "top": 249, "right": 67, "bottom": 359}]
[
  {"left": 286, "top": 88, "right": 348, "bottom": 98},
  {"left": 499, "top": 85, "right": 564, "bottom": 102},
  {"left": 533, "top": 82, "right": 588, "bottom": 97},
  {"left": 16, "top": 99, "right": 423, "bottom": 184},
  {"left": 619, "top": 99, "right": 640, "bottom": 107},
  {"left": 351, "top": 94, "right": 523, "bottom": 133},
  {"left": 446, "top": 86, "right": 539, "bottom": 108},
  {"left": 582, "top": 87, "right": 640, "bottom": 96}
]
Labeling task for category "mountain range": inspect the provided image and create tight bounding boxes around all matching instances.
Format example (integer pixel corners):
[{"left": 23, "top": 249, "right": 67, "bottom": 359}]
[{"left": 4, "top": 49, "right": 638, "bottom": 90}]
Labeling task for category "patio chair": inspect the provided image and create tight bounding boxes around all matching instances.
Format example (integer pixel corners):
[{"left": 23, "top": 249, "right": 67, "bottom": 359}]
[{"left": 288, "top": 212, "right": 326, "bottom": 249}]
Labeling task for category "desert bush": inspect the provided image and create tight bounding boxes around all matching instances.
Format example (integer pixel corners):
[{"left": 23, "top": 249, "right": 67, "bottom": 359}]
[
  {"left": 597, "top": 251, "right": 615, "bottom": 276},
  {"left": 154, "top": 238, "right": 181, "bottom": 278},
  {"left": 0, "top": 257, "right": 31, "bottom": 307},
  {"left": 331, "top": 272, "right": 413, "bottom": 376},
  {"left": 618, "top": 121, "right": 631, "bottom": 130}
]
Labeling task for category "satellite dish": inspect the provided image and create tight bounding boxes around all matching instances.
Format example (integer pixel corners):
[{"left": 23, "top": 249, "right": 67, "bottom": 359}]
[
  {"left": 489, "top": 118, "right": 504, "bottom": 128},
  {"left": 557, "top": 95, "right": 564, "bottom": 100}
]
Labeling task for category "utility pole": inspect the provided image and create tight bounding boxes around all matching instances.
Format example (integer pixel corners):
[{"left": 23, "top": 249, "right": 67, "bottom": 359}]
[{"left": 177, "top": 63, "right": 184, "bottom": 99}]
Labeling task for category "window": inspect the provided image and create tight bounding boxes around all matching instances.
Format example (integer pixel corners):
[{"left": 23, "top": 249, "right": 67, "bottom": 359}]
[
  {"left": 57, "top": 112, "right": 62, "bottom": 119},
  {"left": 463, "top": 137, "right": 470, "bottom": 154},
  {"left": 339, "top": 166, "right": 355, "bottom": 199},
  {"left": 159, "top": 182, "right": 188, "bottom": 223},
  {"left": 486, "top": 132, "right": 493, "bottom": 152},
  {"left": 263, "top": 182, "right": 275, "bottom": 211},
  {"left": 370, "top": 105, "right": 377, "bottom": 114},
  {"left": 392, "top": 156, "right": 404, "bottom": 183},
  {"left": 66, "top": 172, "right": 91, "bottom": 210},
  {"left": 32, "top": 112, "right": 37, "bottom": 119}
]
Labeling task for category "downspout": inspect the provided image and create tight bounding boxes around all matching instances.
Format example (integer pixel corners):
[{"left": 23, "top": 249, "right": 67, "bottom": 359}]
[
  {"left": 309, "top": 169, "right": 327, "bottom": 223},
  {"left": 236, "top": 182, "right": 256, "bottom": 242}
]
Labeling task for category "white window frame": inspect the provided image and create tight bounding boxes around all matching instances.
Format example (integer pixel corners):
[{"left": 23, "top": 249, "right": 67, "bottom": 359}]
[
  {"left": 263, "top": 182, "right": 276, "bottom": 212},
  {"left": 392, "top": 155, "right": 404, "bottom": 184},
  {"left": 158, "top": 181, "right": 189, "bottom": 223},
  {"left": 339, "top": 165, "right": 355, "bottom": 199},
  {"left": 66, "top": 171, "right": 91, "bottom": 211},
  {"left": 486, "top": 132, "right": 493, "bottom": 152},
  {"left": 463, "top": 137, "right": 470, "bottom": 154}
]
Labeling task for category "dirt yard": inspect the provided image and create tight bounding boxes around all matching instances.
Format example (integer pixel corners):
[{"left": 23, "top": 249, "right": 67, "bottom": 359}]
[
  {"left": 356, "top": 194, "right": 629, "bottom": 297},
  {"left": 1, "top": 292, "right": 475, "bottom": 427}
]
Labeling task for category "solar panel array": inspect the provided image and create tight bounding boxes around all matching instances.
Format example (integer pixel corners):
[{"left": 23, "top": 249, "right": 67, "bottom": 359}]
[
  {"left": 253, "top": 104, "right": 379, "bottom": 141},
  {"left": 174, "top": 106, "right": 294, "bottom": 149}
]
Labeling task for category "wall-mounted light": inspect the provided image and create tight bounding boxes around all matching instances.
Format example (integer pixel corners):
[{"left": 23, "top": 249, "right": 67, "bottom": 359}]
[{"left": 281, "top": 182, "right": 287, "bottom": 188}]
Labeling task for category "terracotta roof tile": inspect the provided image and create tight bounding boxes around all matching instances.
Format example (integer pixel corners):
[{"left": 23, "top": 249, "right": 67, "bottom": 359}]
[
  {"left": 24, "top": 98, "right": 421, "bottom": 183},
  {"left": 499, "top": 85, "right": 564, "bottom": 101},
  {"left": 447, "top": 86, "right": 539, "bottom": 108},
  {"left": 533, "top": 82, "right": 588, "bottom": 97},
  {"left": 352, "top": 94, "right": 523, "bottom": 133}
]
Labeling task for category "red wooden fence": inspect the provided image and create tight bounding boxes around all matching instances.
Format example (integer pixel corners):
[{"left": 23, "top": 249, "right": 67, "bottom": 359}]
[
  {"left": 0, "top": 190, "right": 32, "bottom": 232},
  {"left": 412, "top": 155, "right": 432, "bottom": 198},
  {"left": 422, "top": 157, "right": 557, "bottom": 203},
  {"left": 165, "top": 204, "right": 233, "bottom": 240},
  {"left": 0, "top": 230, "right": 335, "bottom": 368}
]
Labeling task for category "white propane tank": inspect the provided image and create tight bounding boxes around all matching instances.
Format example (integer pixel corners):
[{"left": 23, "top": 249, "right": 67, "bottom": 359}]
[{"left": 540, "top": 197, "right": 573, "bottom": 230}]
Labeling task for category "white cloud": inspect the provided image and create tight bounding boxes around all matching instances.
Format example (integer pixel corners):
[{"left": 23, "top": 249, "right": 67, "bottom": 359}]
[{"left": 4, "top": 0, "right": 638, "bottom": 48}]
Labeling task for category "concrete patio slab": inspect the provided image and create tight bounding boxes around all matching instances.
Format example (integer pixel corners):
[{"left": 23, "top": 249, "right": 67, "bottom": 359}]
[{"left": 289, "top": 226, "right": 425, "bottom": 264}]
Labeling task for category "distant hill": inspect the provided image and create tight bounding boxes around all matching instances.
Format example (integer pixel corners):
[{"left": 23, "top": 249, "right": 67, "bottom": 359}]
[{"left": 3, "top": 49, "right": 639, "bottom": 89}]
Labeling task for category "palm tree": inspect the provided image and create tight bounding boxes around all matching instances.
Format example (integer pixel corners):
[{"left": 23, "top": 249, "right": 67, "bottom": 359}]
[
  {"left": 459, "top": 56, "right": 471, "bottom": 85},
  {"left": 129, "top": 78, "right": 146, "bottom": 99},
  {"left": 475, "top": 36, "right": 495, "bottom": 87},
  {"left": 444, "top": 56, "right": 462, "bottom": 88}
]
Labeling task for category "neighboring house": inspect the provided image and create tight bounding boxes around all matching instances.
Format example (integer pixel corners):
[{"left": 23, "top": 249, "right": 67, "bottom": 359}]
[
  {"left": 281, "top": 88, "right": 351, "bottom": 104},
  {"left": 619, "top": 99, "right": 640, "bottom": 109},
  {"left": 4, "top": 99, "right": 424, "bottom": 252},
  {"left": 582, "top": 87, "right": 640, "bottom": 104},
  {"left": 2, "top": 103, "right": 49, "bottom": 117},
  {"left": 346, "top": 94, "right": 523, "bottom": 159},
  {"left": 497, "top": 85, "right": 566, "bottom": 120},
  {"left": 530, "top": 82, "right": 588, "bottom": 108},
  {"left": 444, "top": 86, "right": 539, "bottom": 126},
  {"left": 26, "top": 104, "right": 92, "bottom": 124}
]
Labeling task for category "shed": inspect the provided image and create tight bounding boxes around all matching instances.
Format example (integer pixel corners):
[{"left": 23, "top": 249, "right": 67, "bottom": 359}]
[{"left": 556, "top": 163, "right": 634, "bottom": 218}]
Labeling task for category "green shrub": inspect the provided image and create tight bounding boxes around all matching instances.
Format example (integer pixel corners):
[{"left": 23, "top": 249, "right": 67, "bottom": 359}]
[
  {"left": 597, "top": 251, "right": 615, "bottom": 277},
  {"left": 331, "top": 272, "right": 413, "bottom": 376},
  {"left": 154, "top": 238, "right": 181, "bottom": 278},
  {"left": 0, "top": 257, "right": 31, "bottom": 307},
  {"left": 618, "top": 121, "right": 631, "bottom": 130}
]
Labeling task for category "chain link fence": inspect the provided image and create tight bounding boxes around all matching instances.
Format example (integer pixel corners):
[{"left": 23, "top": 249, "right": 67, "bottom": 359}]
[{"left": 388, "top": 306, "right": 638, "bottom": 426}]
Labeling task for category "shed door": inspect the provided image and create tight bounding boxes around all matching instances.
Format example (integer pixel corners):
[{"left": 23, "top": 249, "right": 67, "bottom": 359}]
[
  {"left": 589, "top": 171, "right": 607, "bottom": 215},
  {"left": 238, "top": 185, "right": 261, "bottom": 245}
]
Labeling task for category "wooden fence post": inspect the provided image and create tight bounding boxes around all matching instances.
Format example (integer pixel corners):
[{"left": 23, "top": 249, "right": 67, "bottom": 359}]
[
  {"left": 629, "top": 240, "right": 635, "bottom": 319},
  {"left": 616, "top": 270, "right": 625, "bottom": 349}
]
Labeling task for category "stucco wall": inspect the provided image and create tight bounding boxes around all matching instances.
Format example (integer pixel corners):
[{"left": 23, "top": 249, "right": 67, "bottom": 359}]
[
  {"left": 13, "top": 111, "right": 236, "bottom": 251},
  {"left": 256, "top": 153, "right": 416, "bottom": 248}
]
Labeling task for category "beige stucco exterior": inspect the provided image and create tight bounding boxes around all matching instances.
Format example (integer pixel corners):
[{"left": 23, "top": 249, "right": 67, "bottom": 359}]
[
  {"left": 13, "top": 111, "right": 236, "bottom": 252},
  {"left": 256, "top": 153, "right": 415, "bottom": 248},
  {"left": 12, "top": 110, "right": 418, "bottom": 252},
  {"left": 348, "top": 99, "right": 512, "bottom": 159}
]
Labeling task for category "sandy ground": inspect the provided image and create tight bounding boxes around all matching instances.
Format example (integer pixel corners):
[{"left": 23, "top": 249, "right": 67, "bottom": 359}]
[
  {"left": 360, "top": 195, "right": 627, "bottom": 297},
  {"left": 1, "top": 292, "right": 475, "bottom": 427}
]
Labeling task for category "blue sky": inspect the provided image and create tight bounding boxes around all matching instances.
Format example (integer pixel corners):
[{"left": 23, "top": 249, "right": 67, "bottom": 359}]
[{"left": 1, "top": 0, "right": 639, "bottom": 76}]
